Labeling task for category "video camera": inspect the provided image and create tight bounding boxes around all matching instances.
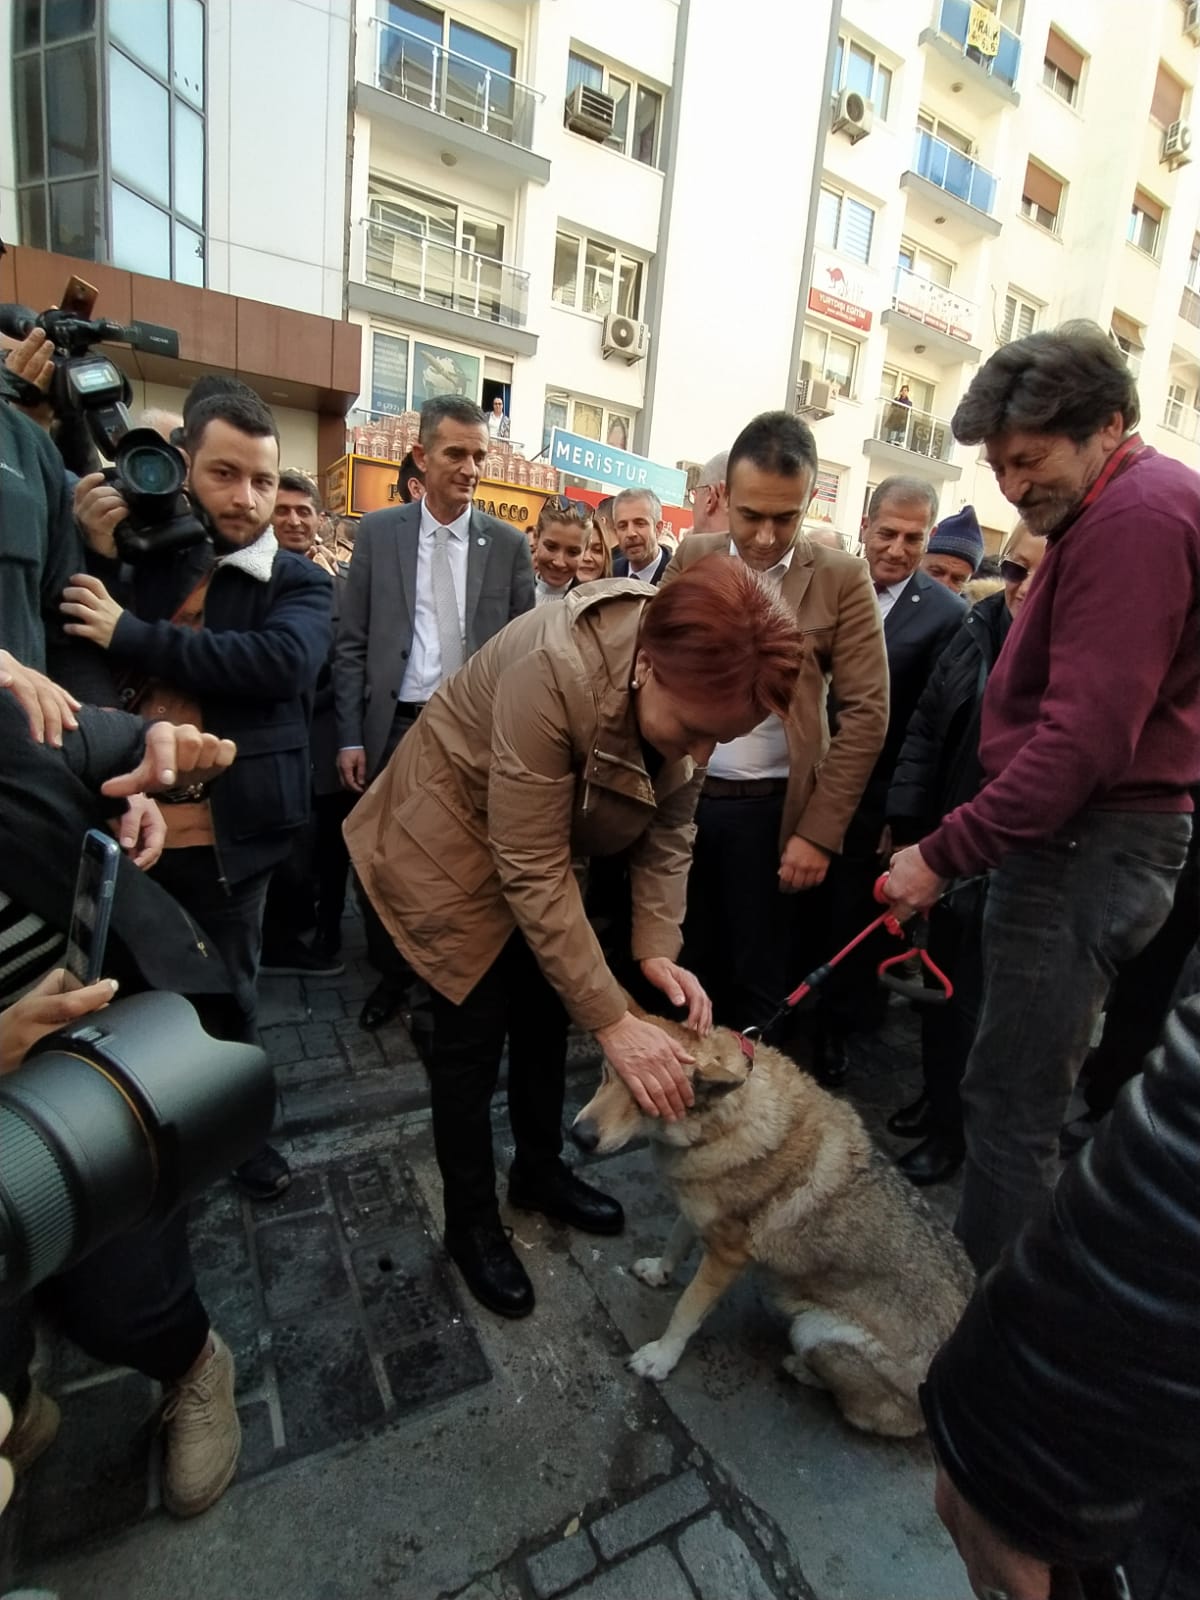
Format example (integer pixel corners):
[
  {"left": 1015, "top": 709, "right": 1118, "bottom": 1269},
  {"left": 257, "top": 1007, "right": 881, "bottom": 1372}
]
[
  {"left": 0, "top": 275, "right": 206, "bottom": 561},
  {"left": 0, "top": 992, "right": 275, "bottom": 1303}
]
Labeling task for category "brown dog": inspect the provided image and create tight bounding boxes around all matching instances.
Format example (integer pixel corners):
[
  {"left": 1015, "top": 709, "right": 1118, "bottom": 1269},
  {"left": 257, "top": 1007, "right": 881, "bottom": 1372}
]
[{"left": 571, "top": 1014, "right": 974, "bottom": 1437}]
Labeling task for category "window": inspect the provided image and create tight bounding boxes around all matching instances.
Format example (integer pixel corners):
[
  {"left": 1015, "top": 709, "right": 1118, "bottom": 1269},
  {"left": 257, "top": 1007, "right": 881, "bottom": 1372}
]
[
  {"left": 1021, "top": 160, "right": 1064, "bottom": 233},
  {"left": 551, "top": 228, "right": 645, "bottom": 319},
  {"left": 1109, "top": 312, "right": 1145, "bottom": 376},
  {"left": 566, "top": 50, "right": 662, "bottom": 166},
  {"left": 1150, "top": 62, "right": 1185, "bottom": 127},
  {"left": 897, "top": 238, "right": 954, "bottom": 287},
  {"left": 816, "top": 185, "right": 875, "bottom": 265},
  {"left": 917, "top": 111, "right": 972, "bottom": 154},
  {"left": 801, "top": 324, "right": 860, "bottom": 398},
  {"left": 380, "top": 3, "right": 521, "bottom": 142},
  {"left": 542, "top": 391, "right": 635, "bottom": 454},
  {"left": 881, "top": 368, "right": 936, "bottom": 415},
  {"left": 365, "top": 175, "right": 510, "bottom": 317},
  {"left": 13, "top": 0, "right": 206, "bottom": 284},
  {"left": 1187, "top": 234, "right": 1200, "bottom": 294},
  {"left": 1127, "top": 188, "right": 1164, "bottom": 258},
  {"left": 831, "top": 36, "right": 892, "bottom": 118},
  {"left": 1042, "top": 29, "right": 1084, "bottom": 106},
  {"left": 1000, "top": 290, "right": 1041, "bottom": 343}
]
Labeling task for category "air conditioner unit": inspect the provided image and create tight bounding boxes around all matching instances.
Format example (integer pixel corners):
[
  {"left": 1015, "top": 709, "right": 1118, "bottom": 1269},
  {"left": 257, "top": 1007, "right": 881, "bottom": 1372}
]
[
  {"left": 796, "top": 378, "right": 835, "bottom": 419},
  {"left": 831, "top": 87, "right": 873, "bottom": 145},
  {"left": 565, "top": 82, "right": 616, "bottom": 141},
  {"left": 1162, "top": 119, "right": 1194, "bottom": 166},
  {"left": 1185, "top": 0, "right": 1200, "bottom": 42},
  {"left": 601, "top": 313, "right": 649, "bottom": 363}
]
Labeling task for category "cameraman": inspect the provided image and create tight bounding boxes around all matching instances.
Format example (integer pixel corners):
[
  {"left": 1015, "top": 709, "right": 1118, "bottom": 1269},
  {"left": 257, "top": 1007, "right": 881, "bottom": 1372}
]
[
  {"left": 0, "top": 701, "right": 244, "bottom": 1519},
  {"left": 69, "top": 389, "right": 332, "bottom": 1200}
]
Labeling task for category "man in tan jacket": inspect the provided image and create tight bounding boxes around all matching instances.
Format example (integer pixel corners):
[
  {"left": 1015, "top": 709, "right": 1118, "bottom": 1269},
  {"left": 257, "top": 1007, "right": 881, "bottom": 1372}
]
[{"left": 663, "top": 411, "right": 888, "bottom": 1032}]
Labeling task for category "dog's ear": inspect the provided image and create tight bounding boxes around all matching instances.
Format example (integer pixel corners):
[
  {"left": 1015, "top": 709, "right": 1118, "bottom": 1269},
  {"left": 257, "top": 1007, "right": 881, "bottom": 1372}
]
[{"left": 692, "top": 1077, "right": 743, "bottom": 1103}]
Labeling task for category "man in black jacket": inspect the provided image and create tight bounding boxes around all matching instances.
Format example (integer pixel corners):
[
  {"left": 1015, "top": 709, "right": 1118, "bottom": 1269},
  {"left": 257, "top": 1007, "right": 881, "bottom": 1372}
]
[
  {"left": 885, "top": 523, "right": 1047, "bottom": 1184},
  {"left": 924, "top": 960, "right": 1200, "bottom": 1600},
  {"left": 70, "top": 390, "right": 332, "bottom": 1198}
]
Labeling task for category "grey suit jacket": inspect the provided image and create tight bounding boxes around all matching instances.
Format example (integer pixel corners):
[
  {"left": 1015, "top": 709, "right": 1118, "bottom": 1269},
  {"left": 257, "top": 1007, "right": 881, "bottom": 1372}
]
[{"left": 333, "top": 501, "right": 535, "bottom": 776}]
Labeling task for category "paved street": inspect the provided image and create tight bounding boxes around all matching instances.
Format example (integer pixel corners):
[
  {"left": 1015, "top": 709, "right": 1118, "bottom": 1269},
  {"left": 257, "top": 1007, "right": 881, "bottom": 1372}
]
[{"left": 4, "top": 914, "right": 972, "bottom": 1600}]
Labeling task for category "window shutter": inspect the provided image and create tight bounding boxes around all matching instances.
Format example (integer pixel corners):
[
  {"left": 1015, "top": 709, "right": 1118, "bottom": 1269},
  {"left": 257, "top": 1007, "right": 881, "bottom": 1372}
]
[
  {"left": 1110, "top": 310, "right": 1144, "bottom": 351},
  {"left": 840, "top": 196, "right": 874, "bottom": 263},
  {"left": 1023, "top": 160, "right": 1063, "bottom": 214},
  {"left": 1016, "top": 301, "right": 1035, "bottom": 339},
  {"left": 1150, "top": 64, "right": 1184, "bottom": 127},
  {"left": 1001, "top": 295, "right": 1016, "bottom": 342},
  {"left": 1043, "top": 29, "right": 1084, "bottom": 81}
]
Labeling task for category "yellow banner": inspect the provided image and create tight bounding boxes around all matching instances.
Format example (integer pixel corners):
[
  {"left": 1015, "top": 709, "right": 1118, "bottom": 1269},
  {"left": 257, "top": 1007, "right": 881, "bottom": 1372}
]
[
  {"left": 967, "top": 2, "right": 1001, "bottom": 55},
  {"left": 324, "top": 455, "right": 550, "bottom": 531}
]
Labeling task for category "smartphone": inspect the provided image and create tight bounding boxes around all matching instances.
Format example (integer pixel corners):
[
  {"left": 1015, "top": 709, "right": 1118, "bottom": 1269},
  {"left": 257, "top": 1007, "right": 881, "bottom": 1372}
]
[
  {"left": 58, "top": 274, "right": 98, "bottom": 320},
  {"left": 62, "top": 829, "right": 121, "bottom": 990}
]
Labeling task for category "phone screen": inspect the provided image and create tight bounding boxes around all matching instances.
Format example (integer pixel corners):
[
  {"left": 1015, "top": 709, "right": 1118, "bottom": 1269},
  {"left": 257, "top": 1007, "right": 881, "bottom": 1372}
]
[{"left": 62, "top": 829, "right": 121, "bottom": 990}]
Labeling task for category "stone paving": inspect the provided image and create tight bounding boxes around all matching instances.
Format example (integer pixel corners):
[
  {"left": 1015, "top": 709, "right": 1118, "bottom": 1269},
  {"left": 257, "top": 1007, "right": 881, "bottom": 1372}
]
[{"left": 3, "top": 912, "right": 977, "bottom": 1600}]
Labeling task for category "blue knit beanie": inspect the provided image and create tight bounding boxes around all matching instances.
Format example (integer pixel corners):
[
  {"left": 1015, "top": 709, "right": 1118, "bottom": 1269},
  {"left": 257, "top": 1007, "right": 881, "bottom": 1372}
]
[{"left": 927, "top": 505, "right": 983, "bottom": 571}]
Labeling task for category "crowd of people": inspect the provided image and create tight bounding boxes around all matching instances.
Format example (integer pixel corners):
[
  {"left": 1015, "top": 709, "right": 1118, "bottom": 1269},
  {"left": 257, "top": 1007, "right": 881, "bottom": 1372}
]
[{"left": 2, "top": 304, "right": 1200, "bottom": 1600}]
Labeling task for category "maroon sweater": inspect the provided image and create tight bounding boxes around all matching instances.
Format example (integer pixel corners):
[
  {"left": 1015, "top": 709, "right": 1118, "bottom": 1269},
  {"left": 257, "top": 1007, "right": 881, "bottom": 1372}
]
[{"left": 923, "top": 446, "right": 1200, "bottom": 880}]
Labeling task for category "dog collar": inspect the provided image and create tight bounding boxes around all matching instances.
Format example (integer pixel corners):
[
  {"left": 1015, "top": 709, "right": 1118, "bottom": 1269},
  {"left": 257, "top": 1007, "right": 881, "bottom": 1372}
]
[{"left": 732, "top": 1031, "right": 756, "bottom": 1067}]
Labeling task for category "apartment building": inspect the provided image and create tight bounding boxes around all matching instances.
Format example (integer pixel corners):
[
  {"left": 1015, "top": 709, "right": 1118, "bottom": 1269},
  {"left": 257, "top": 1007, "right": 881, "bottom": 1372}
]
[
  {"left": 0, "top": 0, "right": 357, "bottom": 467},
  {"left": 801, "top": 0, "right": 1200, "bottom": 549}
]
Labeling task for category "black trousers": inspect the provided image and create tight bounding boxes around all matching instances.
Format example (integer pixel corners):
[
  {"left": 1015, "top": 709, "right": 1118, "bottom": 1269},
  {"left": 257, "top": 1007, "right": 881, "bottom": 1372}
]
[
  {"left": 428, "top": 932, "right": 569, "bottom": 1231},
  {"left": 815, "top": 808, "right": 892, "bottom": 1036},
  {"left": 357, "top": 707, "right": 420, "bottom": 987},
  {"left": 0, "top": 1210, "right": 209, "bottom": 1413},
  {"left": 313, "top": 789, "right": 354, "bottom": 949},
  {"left": 918, "top": 881, "right": 987, "bottom": 1135},
  {"left": 681, "top": 790, "right": 799, "bottom": 1032},
  {"left": 150, "top": 847, "right": 271, "bottom": 1045}
]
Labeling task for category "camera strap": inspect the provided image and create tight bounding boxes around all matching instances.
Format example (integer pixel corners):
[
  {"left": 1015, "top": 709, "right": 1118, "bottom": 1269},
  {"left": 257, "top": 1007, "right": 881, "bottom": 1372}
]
[{"left": 117, "top": 571, "right": 215, "bottom": 716}]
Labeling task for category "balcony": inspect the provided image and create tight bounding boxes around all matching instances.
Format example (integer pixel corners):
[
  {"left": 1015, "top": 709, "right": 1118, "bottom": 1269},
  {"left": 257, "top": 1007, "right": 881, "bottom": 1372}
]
[
  {"left": 863, "top": 396, "right": 962, "bottom": 482},
  {"left": 358, "top": 19, "right": 549, "bottom": 187},
  {"left": 919, "top": 0, "right": 1021, "bottom": 106},
  {"left": 900, "top": 130, "right": 1002, "bottom": 243},
  {"left": 1163, "top": 398, "right": 1200, "bottom": 444},
  {"left": 348, "top": 217, "right": 538, "bottom": 358},
  {"left": 881, "top": 267, "right": 982, "bottom": 365}
]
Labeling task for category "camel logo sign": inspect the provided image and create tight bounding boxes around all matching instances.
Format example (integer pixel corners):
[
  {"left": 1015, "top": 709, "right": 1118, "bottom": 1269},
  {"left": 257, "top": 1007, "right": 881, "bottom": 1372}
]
[
  {"left": 549, "top": 429, "right": 686, "bottom": 504},
  {"left": 808, "top": 249, "right": 873, "bottom": 332}
]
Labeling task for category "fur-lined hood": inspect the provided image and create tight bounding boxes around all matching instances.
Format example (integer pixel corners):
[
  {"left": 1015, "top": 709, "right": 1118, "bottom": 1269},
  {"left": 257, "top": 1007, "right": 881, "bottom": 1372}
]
[{"left": 215, "top": 527, "right": 279, "bottom": 583}]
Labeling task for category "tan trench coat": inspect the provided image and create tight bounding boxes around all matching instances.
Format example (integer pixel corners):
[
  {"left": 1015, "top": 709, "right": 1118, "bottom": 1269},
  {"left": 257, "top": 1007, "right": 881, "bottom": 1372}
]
[
  {"left": 662, "top": 534, "right": 888, "bottom": 855},
  {"left": 344, "top": 581, "right": 702, "bottom": 1034}
]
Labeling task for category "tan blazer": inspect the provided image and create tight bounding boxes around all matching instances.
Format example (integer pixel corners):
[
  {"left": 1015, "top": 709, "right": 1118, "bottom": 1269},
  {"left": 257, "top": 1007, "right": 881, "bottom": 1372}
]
[
  {"left": 663, "top": 535, "right": 888, "bottom": 854},
  {"left": 344, "top": 581, "right": 702, "bottom": 1033}
]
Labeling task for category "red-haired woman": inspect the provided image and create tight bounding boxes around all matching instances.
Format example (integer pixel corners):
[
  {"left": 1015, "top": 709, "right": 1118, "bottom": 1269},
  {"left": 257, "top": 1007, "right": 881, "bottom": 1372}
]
[{"left": 346, "top": 556, "right": 803, "bottom": 1318}]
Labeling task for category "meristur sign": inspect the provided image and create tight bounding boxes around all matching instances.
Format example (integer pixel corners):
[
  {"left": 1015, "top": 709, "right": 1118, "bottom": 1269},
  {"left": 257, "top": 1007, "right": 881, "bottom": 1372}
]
[{"left": 549, "top": 428, "right": 687, "bottom": 505}]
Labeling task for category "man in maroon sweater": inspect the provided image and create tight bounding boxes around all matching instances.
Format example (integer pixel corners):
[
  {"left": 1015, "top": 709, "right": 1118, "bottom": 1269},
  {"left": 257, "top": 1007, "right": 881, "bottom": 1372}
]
[{"left": 884, "top": 321, "right": 1200, "bottom": 1271}]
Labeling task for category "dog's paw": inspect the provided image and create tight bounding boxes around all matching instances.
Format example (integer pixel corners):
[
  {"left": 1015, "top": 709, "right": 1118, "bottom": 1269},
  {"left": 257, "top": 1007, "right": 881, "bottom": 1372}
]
[
  {"left": 781, "top": 1354, "right": 827, "bottom": 1390},
  {"left": 631, "top": 1256, "right": 671, "bottom": 1288},
  {"left": 628, "top": 1339, "right": 681, "bottom": 1381}
]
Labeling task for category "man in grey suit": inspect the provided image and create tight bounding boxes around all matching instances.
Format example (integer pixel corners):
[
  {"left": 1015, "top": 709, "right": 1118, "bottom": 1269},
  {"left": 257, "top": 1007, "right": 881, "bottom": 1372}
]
[{"left": 334, "top": 396, "right": 535, "bottom": 1027}]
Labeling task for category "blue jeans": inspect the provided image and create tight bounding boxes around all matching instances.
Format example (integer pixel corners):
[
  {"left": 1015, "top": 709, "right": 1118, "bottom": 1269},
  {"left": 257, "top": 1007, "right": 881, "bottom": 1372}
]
[{"left": 956, "top": 810, "right": 1191, "bottom": 1271}]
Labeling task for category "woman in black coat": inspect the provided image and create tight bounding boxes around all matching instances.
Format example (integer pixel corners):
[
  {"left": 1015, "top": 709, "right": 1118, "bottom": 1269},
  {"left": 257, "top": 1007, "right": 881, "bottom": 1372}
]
[{"left": 884, "top": 525, "right": 1046, "bottom": 1183}]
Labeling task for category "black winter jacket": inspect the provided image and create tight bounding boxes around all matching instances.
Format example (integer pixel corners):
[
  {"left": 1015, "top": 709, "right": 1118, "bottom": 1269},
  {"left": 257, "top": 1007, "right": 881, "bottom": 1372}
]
[
  {"left": 922, "top": 973, "right": 1200, "bottom": 1566},
  {"left": 886, "top": 590, "right": 1011, "bottom": 847},
  {"left": 96, "top": 531, "right": 332, "bottom": 885}
]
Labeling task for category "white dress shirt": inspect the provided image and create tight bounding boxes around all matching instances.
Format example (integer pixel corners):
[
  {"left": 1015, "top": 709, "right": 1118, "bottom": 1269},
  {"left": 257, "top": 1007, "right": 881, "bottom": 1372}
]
[
  {"left": 706, "top": 543, "right": 795, "bottom": 781},
  {"left": 628, "top": 551, "right": 662, "bottom": 581},
  {"left": 875, "top": 573, "right": 914, "bottom": 621},
  {"left": 399, "top": 500, "right": 471, "bottom": 702}
]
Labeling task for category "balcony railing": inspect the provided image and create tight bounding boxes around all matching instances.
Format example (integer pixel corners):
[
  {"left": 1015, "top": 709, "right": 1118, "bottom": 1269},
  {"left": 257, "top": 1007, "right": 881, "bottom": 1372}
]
[
  {"left": 872, "top": 396, "right": 956, "bottom": 463},
  {"left": 892, "top": 267, "right": 979, "bottom": 344},
  {"left": 910, "top": 129, "right": 998, "bottom": 215},
  {"left": 1163, "top": 399, "right": 1200, "bottom": 443},
  {"left": 371, "top": 18, "right": 541, "bottom": 149},
  {"left": 361, "top": 217, "right": 530, "bottom": 329},
  {"left": 930, "top": 0, "right": 1021, "bottom": 88},
  {"left": 1182, "top": 287, "right": 1200, "bottom": 329}
]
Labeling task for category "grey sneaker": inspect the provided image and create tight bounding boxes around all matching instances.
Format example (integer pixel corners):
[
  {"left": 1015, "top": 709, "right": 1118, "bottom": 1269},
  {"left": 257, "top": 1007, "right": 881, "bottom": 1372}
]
[{"left": 161, "top": 1333, "right": 240, "bottom": 1518}]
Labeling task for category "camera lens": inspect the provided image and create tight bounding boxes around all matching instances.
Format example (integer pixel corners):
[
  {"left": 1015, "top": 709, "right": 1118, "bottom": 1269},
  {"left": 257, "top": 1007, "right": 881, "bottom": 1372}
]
[
  {"left": 0, "top": 993, "right": 275, "bottom": 1303},
  {"left": 121, "top": 441, "right": 184, "bottom": 498}
]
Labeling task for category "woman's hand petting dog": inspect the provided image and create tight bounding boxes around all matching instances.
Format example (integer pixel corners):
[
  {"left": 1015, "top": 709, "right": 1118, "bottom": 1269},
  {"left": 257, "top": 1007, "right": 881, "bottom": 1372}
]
[{"left": 594, "top": 1010, "right": 696, "bottom": 1121}]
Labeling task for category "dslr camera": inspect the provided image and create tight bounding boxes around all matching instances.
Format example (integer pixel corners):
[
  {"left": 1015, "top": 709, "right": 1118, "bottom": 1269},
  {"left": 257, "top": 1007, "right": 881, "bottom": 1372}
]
[{"left": 0, "top": 274, "right": 206, "bottom": 562}]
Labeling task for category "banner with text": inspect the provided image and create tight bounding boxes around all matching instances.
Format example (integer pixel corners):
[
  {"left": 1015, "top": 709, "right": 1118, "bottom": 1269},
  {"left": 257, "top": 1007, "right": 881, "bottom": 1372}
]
[
  {"left": 550, "top": 428, "right": 687, "bottom": 504},
  {"left": 808, "top": 250, "right": 874, "bottom": 332}
]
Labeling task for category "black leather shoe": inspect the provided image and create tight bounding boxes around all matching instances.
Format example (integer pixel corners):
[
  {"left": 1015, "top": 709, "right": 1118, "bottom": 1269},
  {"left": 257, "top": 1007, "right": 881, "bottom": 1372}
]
[
  {"left": 508, "top": 1161, "right": 625, "bottom": 1236},
  {"left": 445, "top": 1222, "right": 534, "bottom": 1318},
  {"left": 811, "top": 1025, "right": 847, "bottom": 1088},
  {"left": 896, "top": 1131, "right": 965, "bottom": 1187},
  {"left": 359, "top": 978, "right": 406, "bottom": 1031},
  {"left": 886, "top": 1093, "right": 936, "bottom": 1140}
]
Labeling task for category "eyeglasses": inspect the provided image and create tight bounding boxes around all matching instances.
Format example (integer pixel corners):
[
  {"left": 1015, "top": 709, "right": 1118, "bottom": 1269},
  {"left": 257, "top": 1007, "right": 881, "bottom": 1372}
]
[{"left": 1000, "top": 559, "right": 1030, "bottom": 584}]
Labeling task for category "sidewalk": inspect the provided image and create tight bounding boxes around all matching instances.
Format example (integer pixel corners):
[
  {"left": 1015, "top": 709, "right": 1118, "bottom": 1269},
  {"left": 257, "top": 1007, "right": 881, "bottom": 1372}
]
[{"left": 5, "top": 919, "right": 970, "bottom": 1600}]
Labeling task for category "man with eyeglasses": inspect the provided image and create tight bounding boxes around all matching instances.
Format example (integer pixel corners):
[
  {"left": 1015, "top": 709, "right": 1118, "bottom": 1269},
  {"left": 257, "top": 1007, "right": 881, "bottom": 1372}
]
[{"left": 883, "top": 321, "right": 1200, "bottom": 1272}]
